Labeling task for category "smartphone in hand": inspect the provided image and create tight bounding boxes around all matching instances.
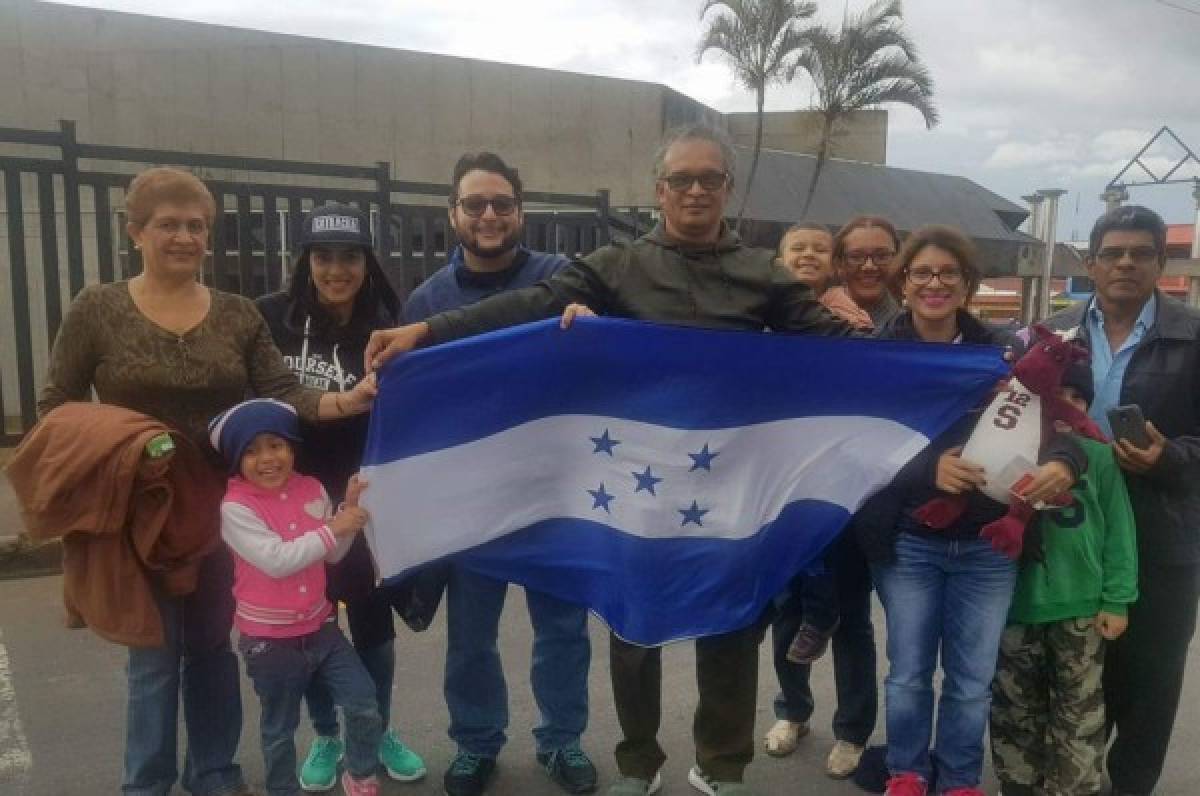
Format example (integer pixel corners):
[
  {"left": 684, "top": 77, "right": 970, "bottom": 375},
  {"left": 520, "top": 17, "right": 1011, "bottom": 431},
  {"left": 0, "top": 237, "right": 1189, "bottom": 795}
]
[{"left": 1107, "top": 404, "right": 1151, "bottom": 448}]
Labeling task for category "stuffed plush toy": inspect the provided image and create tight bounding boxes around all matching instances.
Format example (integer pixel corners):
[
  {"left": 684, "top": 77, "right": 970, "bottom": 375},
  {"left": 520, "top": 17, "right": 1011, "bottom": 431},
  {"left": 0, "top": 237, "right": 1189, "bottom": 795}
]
[{"left": 913, "top": 326, "right": 1107, "bottom": 558}]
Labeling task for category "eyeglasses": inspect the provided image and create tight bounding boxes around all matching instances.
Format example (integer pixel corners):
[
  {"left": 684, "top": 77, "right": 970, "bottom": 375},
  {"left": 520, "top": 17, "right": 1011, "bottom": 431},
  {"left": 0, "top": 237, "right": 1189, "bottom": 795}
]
[
  {"left": 658, "top": 171, "right": 729, "bottom": 193},
  {"left": 906, "top": 267, "right": 964, "bottom": 286},
  {"left": 150, "top": 219, "right": 208, "bottom": 237},
  {"left": 453, "top": 195, "right": 519, "bottom": 218},
  {"left": 1094, "top": 246, "right": 1159, "bottom": 266},
  {"left": 843, "top": 249, "right": 895, "bottom": 269}
]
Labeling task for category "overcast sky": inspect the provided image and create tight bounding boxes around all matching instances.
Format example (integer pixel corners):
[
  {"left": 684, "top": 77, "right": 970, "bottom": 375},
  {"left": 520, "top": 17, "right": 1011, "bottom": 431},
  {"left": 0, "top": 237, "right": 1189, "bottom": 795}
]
[{"left": 62, "top": 0, "right": 1200, "bottom": 237}]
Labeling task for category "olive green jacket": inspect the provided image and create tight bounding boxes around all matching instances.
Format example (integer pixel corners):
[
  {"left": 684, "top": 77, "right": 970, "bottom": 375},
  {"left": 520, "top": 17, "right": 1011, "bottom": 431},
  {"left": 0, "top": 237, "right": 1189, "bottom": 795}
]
[{"left": 425, "top": 223, "right": 853, "bottom": 343}]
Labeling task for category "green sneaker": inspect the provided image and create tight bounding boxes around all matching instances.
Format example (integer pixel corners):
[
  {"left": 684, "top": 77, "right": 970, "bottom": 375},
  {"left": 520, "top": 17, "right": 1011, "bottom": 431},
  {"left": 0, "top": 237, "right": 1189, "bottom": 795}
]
[
  {"left": 299, "top": 735, "right": 344, "bottom": 792},
  {"left": 378, "top": 729, "right": 426, "bottom": 782}
]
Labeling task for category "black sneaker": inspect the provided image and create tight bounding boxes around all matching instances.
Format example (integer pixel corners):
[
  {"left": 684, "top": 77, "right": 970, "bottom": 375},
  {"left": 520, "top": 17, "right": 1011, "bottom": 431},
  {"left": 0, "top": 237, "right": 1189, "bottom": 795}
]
[
  {"left": 443, "top": 752, "right": 496, "bottom": 796},
  {"left": 537, "top": 746, "right": 598, "bottom": 794}
]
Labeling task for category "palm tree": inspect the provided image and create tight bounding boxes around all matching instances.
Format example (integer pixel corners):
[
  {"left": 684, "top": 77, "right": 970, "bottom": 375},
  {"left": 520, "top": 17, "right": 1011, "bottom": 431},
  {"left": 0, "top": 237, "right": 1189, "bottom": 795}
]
[
  {"left": 790, "top": 0, "right": 938, "bottom": 218},
  {"left": 697, "top": 0, "right": 817, "bottom": 229}
]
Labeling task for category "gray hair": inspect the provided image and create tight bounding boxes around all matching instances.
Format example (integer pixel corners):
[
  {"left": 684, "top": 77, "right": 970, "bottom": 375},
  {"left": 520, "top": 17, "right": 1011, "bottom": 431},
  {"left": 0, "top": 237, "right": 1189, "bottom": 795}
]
[{"left": 652, "top": 124, "right": 737, "bottom": 184}]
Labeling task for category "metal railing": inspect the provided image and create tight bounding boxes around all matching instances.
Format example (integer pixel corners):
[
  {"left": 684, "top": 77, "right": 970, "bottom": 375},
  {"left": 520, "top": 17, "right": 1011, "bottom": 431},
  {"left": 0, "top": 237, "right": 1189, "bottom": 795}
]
[{"left": 0, "top": 121, "right": 619, "bottom": 441}]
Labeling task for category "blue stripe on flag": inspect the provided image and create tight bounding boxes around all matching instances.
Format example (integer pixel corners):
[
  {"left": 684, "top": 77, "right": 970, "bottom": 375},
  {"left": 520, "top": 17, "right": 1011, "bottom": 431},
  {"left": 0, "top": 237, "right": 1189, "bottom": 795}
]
[
  {"left": 365, "top": 317, "right": 1008, "bottom": 463},
  {"left": 381, "top": 499, "right": 849, "bottom": 646}
]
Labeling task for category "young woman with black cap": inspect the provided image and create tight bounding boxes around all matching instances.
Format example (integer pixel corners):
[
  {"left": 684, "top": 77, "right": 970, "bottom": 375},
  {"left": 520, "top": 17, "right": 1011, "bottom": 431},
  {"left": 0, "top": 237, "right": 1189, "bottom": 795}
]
[{"left": 255, "top": 203, "right": 426, "bottom": 791}]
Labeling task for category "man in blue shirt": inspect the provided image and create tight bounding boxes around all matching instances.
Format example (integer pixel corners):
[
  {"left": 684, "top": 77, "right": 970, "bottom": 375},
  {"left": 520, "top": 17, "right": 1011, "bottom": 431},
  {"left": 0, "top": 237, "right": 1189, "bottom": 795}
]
[
  {"left": 403, "top": 153, "right": 596, "bottom": 796},
  {"left": 1045, "top": 205, "right": 1200, "bottom": 796}
]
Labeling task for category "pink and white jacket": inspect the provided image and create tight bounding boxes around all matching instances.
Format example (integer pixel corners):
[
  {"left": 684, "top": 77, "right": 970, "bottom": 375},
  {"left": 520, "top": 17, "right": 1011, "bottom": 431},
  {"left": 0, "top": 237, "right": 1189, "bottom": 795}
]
[{"left": 220, "top": 473, "right": 353, "bottom": 638}]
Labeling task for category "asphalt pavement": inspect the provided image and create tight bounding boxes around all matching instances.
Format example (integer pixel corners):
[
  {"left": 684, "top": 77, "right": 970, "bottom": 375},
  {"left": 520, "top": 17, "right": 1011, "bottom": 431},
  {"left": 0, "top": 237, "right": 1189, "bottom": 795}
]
[{"left": 0, "top": 467, "right": 1198, "bottom": 795}]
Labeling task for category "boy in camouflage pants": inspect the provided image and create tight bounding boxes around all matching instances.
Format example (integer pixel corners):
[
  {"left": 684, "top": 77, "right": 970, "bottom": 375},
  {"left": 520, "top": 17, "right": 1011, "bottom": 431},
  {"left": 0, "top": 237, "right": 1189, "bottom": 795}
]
[{"left": 990, "top": 364, "right": 1138, "bottom": 796}]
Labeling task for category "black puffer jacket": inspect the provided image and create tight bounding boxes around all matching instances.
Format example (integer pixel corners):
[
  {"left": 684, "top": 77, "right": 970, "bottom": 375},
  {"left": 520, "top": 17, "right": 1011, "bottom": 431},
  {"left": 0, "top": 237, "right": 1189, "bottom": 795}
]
[
  {"left": 853, "top": 309, "right": 1084, "bottom": 563},
  {"left": 1044, "top": 292, "right": 1200, "bottom": 566}
]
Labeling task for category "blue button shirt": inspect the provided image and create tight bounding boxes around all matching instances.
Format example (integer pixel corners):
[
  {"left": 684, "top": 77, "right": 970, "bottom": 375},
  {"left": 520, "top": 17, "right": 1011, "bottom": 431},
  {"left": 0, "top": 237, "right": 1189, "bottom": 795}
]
[{"left": 1086, "top": 295, "right": 1157, "bottom": 436}]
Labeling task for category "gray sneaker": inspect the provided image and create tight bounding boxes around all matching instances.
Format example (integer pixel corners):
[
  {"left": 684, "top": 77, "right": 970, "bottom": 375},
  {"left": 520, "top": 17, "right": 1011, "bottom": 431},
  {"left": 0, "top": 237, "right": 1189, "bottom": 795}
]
[
  {"left": 606, "top": 772, "right": 663, "bottom": 795},
  {"left": 687, "top": 766, "right": 759, "bottom": 795}
]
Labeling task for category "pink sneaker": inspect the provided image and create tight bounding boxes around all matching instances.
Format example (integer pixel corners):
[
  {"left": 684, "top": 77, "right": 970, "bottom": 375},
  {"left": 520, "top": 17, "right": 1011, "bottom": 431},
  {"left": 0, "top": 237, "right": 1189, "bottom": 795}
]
[
  {"left": 340, "top": 770, "right": 380, "bottom": 796},
  {"left": 941, "top": 789, "right": 985, "bottom": 796},
  {"left": 884, "top": 772, "right": 928, "bottom": 796}
]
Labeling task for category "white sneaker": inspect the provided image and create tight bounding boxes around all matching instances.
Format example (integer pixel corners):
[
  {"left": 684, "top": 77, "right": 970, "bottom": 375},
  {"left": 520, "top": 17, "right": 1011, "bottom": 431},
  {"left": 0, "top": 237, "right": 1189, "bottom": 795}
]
[
  {"left": 825, "top": 740, "right": 865, "bottom": 778},
  {"left": 688, "top": 766, "right": 716, "bottom": 796},
  {"left": 763, "top": 719, "right": 809, "bottom": 757}
]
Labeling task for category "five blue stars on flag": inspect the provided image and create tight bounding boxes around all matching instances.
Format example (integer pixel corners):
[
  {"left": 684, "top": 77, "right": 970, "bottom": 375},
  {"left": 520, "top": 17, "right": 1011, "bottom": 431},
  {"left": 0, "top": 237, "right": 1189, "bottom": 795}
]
[{"left": 587, "top": 430, "right": 715, "bottom": 527}]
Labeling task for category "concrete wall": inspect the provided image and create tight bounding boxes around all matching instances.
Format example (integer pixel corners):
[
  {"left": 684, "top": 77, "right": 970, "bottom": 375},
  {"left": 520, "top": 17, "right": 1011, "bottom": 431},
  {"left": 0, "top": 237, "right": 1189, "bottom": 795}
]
[
  {"left": 726, "top": 109, "right": 887, "bottom": 164},
  {"left": 0, "top": 0, "right": 672, "bottom": 207},
  {"left": 0, "top": 0, "right": 890, "bottom": 433}
]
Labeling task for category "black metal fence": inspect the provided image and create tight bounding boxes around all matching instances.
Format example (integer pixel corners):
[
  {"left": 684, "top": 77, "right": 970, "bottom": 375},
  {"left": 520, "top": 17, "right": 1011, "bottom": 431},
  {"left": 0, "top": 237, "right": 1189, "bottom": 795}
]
[{"left": 0, "top": 120, "right": 626, "bottom": 443}]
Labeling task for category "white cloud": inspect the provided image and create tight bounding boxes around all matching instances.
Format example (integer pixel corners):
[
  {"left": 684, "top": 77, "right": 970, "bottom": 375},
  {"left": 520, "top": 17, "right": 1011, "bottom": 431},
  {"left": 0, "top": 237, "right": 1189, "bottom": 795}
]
[
  {"left": 1091, "top": 129, "right": 1154, "bottom": 161},
  {"left": 984, "top": 139, "right": 1081, "bottom": 170}
]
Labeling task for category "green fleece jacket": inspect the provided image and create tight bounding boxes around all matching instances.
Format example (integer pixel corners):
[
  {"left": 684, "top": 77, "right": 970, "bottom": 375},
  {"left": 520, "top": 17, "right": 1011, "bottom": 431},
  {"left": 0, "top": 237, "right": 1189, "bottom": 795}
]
[
  {"left": 424, "top": 223, "right": 852, "bottom": 342},
  {"left": 1009, "top": 437, "right": 1139, "bottom": 625}
]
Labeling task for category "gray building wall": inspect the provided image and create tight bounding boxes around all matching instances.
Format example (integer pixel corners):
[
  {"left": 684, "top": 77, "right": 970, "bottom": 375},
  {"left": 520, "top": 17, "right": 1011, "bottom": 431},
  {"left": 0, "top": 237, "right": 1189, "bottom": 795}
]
[
  {"left": 0, "top": 0, "right": 671, "bottom": 206},
  {"left": 0, "top": 0, "right": 889, "bottom": 432},
  {"left": 726, "top": 109, "right": 888, "bottom": 165}
]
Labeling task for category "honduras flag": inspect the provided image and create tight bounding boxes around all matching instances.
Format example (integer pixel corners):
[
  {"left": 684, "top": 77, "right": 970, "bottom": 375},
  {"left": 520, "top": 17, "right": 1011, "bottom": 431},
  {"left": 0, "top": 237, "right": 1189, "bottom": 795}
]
[{"left": 361, "top": 317, "right": 1007, "bottom": 646}]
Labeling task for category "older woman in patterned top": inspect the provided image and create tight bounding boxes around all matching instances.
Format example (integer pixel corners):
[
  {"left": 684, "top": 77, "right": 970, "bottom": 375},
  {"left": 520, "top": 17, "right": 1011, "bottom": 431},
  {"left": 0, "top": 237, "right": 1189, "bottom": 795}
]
[{"left": 39, "top": 167, "right": 376, "bottom": 796}]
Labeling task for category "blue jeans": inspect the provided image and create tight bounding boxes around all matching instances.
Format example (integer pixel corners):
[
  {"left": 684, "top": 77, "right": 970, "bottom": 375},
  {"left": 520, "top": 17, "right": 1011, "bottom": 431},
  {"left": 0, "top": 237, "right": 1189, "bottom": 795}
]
[
  {"left": 772, "top": 535, "right": 878, "bottom": 745},
  {"left": 872, "top": 533, "right": 1016, "bottom": 791},
  {"left": 308, "top": 639, "right": 394, "bottom": 736},
  {"left": 306, "top": 587, "right": 397, "bottom": 736},
  {"left": 239, "top": 624, "right": 382, "bottom": 796},
  {"left": 123, "top": 548, "right": 245, "bottom": 796},
  {"left": 444, "top": 565, "right": 590, "bottom": 757}
]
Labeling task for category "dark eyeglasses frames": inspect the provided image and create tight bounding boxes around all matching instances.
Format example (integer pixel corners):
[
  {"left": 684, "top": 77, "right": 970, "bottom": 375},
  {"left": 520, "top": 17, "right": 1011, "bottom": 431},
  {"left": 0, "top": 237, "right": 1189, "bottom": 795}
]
[
  {"left": 906, "top": 267, "right": 964, "bottom": 286},
  {"left": 843, "top": 249, "right": 895, "bottom": 269},
  {"left": 658, "top": 172, "right": 729, "bottom": 193},
  {"left": 453, "top": 195, "right": 520, "bottom": 218},
  {"left": 1094, "top": 246, "right": 1159, "bottom": 266}
]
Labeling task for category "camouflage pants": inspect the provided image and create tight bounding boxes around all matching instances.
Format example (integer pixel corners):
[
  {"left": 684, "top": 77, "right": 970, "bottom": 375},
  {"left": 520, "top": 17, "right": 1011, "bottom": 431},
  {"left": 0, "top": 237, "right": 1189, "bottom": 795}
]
[{"left": 990, "top": 617, "right": 1106, "bottom": 796}]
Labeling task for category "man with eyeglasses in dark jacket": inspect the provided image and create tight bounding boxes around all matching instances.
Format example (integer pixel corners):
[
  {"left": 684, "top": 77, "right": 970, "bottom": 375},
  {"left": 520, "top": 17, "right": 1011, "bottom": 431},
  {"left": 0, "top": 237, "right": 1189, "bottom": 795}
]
[
  {"left": 367, "top": 125, "right": 852, "bottom": 796},
  {"left": 1042, "top": 204, "right": 1200, "bottom": 796}
]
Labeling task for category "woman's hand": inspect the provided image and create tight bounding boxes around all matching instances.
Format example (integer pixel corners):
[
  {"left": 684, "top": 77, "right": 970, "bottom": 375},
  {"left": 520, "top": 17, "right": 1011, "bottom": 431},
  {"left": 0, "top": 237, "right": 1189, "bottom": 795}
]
[
  {"left": 1018, "top": 460, "right": 1075, "bottom": 505},
  {"left": 340, "top": 373, "right": 378, "bottom": 415},
  {"left": 365, "top": 322, "right": 430, "bottom": 372},
  {"left": 559, "top": 303, "right": 596, "bottom": 329},
  {"left": 935, "top": 446, "right": 987, "bottom": 494}
]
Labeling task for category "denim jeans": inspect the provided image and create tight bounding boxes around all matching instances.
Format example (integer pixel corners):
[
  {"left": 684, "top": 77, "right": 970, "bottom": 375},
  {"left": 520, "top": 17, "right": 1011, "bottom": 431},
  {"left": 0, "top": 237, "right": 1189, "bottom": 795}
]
[
  {"left": 772, "top": 535, "right": 878, "bottom": 745},
  {"left": 444, "top": 565, "right": 590, "bottom": 757},
  {"left": 239, "top": 624, "right": 382, "bottom": 796},
  {"left": 306, "top": 589, "right": 397, "bottom": 735},
  {"left": 123, "top": 547, "right": 245, "bottom": 796},
  {"left": 872, "top": 533, "right": 1016, "bottom": 791}
]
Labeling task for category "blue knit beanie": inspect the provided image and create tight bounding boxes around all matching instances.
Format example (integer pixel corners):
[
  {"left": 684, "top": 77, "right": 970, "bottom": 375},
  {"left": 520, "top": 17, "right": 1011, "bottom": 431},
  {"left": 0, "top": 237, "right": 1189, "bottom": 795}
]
[{"left": 208, "top": 398, "right": 302, "bottom": 474}]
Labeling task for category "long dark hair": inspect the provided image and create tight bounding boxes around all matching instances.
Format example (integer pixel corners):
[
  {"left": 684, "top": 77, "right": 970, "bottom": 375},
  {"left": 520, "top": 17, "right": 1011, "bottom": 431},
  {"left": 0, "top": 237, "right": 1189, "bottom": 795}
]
[{"left": 282, "top": 245, "right": 400, "bottom": 341}]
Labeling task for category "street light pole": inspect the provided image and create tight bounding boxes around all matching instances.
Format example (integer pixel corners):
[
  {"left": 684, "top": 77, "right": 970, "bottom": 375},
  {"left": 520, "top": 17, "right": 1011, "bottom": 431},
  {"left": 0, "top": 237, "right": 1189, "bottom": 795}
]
[
  {"left": 1022, "top": 194, "right": 1045, "bottom": 325},
  {"left": 1037, "top": 189, "right": 1067, "bottom": 322},
  {"left": 1190, "top": 181, "right": 1200, "bottom": 307}
]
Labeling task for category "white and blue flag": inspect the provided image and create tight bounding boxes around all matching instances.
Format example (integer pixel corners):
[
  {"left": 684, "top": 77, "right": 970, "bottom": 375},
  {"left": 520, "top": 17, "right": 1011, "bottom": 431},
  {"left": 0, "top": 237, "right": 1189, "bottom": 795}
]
[{"left": 362, "top": 317, "right": 1008, "bottom": 646}]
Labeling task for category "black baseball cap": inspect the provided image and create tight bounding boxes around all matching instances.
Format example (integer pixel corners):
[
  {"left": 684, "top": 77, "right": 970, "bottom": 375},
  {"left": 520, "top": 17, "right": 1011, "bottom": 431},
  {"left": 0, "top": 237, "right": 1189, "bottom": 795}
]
[{"left": 298, "top": 203, "right": 373, "bottom": 250}]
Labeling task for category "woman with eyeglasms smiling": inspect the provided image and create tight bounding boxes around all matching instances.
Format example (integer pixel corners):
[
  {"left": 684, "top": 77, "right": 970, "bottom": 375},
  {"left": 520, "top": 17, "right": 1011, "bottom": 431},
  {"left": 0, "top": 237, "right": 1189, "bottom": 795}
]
[
  {"left": 38, "top": 167, "right": 377, "bottom": 796},
  {"left": 856, "top": 225, "right": 1084, "bottom": 796},
  {"left": 834, "top": 216, "right": 904, "bottom": 330}
]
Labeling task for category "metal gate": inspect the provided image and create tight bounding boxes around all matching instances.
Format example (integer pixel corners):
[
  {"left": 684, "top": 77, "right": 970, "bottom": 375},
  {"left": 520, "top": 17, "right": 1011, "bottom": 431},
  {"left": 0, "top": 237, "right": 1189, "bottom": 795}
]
[{"left": 0, "top": 120, "right": 619, "bottom": 442}]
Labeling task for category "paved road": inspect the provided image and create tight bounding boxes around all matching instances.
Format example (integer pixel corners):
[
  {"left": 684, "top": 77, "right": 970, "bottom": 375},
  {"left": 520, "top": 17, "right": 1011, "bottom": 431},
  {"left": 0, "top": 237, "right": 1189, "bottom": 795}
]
[{"left": 0, "top": 570, "right": 1198, "bottom": 796}]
